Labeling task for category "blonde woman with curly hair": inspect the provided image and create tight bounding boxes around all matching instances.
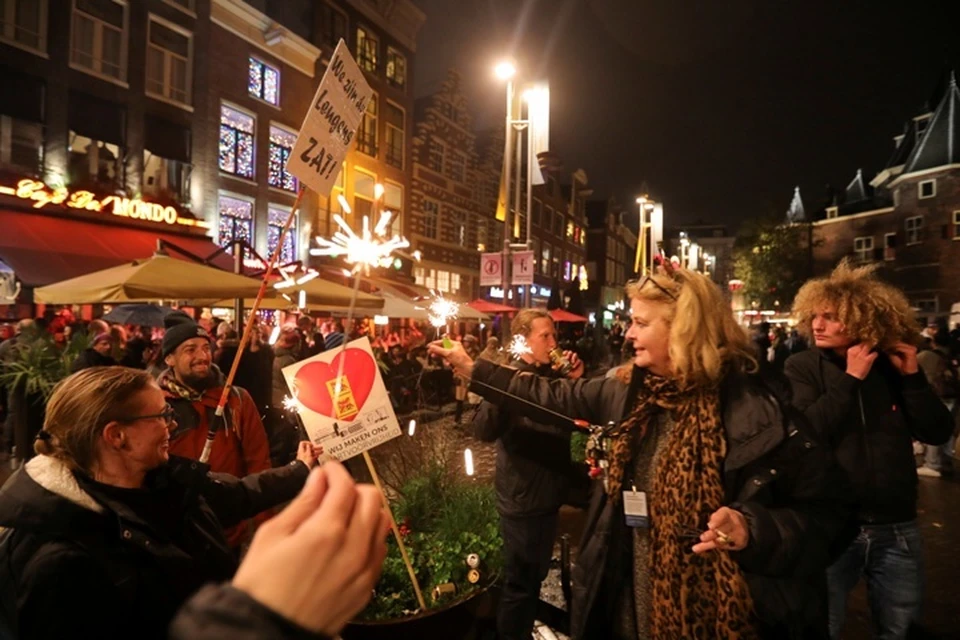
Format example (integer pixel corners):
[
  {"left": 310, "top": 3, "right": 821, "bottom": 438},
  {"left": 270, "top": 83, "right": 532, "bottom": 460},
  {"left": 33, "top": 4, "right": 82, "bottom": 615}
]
[
  {"left": 431, "top": 268, "right": 848, "bottom": 640},
  {"left": 785, "top": 259, "right": 953, "bottom": 640}
]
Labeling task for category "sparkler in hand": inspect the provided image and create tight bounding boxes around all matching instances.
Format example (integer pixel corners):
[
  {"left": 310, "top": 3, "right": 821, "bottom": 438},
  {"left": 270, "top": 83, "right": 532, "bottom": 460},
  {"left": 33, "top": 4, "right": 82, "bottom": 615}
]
[
  {"left": 508, "top": 334, "right": 532, "bottom": 359},
  {"left": 310, "top": 194, "right": 410, "bottom": 275},
  {"left": 427, "top": 292, "right": 459, "bottom": 330}
]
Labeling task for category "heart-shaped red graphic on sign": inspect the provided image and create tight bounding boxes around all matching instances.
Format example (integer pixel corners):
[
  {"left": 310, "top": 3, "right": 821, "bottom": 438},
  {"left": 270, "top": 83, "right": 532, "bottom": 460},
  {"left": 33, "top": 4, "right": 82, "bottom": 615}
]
[{"left": 292, "top": 348, "right": 377, "bottom": 422}]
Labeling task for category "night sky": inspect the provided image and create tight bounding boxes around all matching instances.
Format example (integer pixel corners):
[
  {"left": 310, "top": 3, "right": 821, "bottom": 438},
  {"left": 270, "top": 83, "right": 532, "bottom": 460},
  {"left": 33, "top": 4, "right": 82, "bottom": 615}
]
[{"left": 413, "top": 0, "right": 960, "bottom": 230}]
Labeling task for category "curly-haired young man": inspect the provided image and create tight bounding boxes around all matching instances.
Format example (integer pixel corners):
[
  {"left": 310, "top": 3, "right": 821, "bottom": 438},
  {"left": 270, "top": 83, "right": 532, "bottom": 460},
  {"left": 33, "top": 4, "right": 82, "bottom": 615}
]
[{"left": 785, "top": 260, "right": 953, "bottom": 640}]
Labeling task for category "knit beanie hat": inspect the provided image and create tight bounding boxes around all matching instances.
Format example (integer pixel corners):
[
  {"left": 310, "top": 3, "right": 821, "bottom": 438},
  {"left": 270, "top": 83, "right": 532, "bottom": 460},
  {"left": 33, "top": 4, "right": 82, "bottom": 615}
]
[{"left": 161, "top": 311, "right": 211, "bottom": 358}]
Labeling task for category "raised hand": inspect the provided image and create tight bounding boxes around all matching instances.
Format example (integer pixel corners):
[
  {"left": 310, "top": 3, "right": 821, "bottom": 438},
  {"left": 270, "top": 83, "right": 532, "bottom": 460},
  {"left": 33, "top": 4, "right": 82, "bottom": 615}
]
[{"left": 845, "top": 342, "right": 878, "bottom": 380}]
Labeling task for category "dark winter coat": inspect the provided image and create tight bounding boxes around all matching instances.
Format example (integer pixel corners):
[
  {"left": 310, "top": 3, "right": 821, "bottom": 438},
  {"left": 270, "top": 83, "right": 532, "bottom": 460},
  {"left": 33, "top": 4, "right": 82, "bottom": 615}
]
[
  {"left": 70, "top": 347, "right": 117, "bottom": 372},
  {"left": 784, "top": 349, "right": 953, "bottom": 525},
  {"left": 0, "top": 454, "right": 309, "bottom": 639},
  {"left": 470, "top": 358, "right": 850, "bottom": 640},
  {"left": 216, "top": 340, "right": 274, "bottom": 414},
  {"left": 272, "top": 345, "right": 299, "bottom": 409},
  {"left": 474, "top": 358, "right": 577, "bottom": 517}
]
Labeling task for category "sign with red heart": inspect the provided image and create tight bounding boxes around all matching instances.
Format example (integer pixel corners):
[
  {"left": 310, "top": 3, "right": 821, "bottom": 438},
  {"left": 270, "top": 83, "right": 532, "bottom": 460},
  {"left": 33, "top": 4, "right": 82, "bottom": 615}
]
[{"left": 282, "top": 337, "right": 401, "bottom": 461}]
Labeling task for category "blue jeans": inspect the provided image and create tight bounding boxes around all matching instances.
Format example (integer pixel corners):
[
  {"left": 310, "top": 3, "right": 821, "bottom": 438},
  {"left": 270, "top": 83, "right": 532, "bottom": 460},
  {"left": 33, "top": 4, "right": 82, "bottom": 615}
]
[{"left": 827, "top": 521, "right": 923, "bottom": 640}]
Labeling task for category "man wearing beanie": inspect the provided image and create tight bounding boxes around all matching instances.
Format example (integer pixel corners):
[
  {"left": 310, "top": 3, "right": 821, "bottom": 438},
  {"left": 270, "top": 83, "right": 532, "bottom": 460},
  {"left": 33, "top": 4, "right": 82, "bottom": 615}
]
[
  {"left": 71, "top": 332, "right": 117, "bottom": 372},
  {"left": 157, "top": 311, "right": 273, "bottom": 550}
]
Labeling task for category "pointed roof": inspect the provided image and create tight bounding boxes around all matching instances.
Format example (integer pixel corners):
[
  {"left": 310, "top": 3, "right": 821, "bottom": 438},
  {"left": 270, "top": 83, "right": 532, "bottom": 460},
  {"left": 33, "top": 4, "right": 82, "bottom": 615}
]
[
  {"left": 786, "top": 186, "right": 805, "bottom": 223},
  {"left": 900, "top": 72, "right": 960, "bottom": 176},
  {"left": 845, "top": 169, "right": 869, "bottom": 202}
]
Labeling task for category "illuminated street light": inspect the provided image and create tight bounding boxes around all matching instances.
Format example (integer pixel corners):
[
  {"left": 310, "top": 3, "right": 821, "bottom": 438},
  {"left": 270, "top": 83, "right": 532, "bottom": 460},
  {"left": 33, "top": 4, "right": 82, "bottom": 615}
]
[{"left": 494, "top": 60, "right": 516, "bottom": 80}]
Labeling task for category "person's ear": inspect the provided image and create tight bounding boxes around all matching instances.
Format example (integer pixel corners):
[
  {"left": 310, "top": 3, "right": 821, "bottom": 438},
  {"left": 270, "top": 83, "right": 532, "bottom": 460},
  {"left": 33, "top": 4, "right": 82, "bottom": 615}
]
[
  {"left": 101, "top": 421, "right": 126, "bottom": 451},
  {"left": 164, "top": 352, "right": 176, "bottom": 368}
]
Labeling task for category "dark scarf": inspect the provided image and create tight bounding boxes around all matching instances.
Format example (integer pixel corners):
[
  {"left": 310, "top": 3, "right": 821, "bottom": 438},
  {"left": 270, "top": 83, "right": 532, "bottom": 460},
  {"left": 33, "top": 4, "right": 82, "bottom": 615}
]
[{"left": 610, "top": 373, "right": 758, "bottom": 639}]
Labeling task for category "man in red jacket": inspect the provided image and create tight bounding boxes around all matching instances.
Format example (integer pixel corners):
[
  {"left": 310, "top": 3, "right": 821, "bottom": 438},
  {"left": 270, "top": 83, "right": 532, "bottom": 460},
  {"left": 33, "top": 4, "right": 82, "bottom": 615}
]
[{"left": 158, "top": 312, "right": 273, "bottom": 549}]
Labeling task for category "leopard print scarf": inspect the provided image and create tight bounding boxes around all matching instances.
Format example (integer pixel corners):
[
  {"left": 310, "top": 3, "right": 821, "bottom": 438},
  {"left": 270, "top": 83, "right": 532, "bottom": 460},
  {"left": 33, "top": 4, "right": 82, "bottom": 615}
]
[{"left": 609, "top": 373, "right": 758, "bottom": 639}]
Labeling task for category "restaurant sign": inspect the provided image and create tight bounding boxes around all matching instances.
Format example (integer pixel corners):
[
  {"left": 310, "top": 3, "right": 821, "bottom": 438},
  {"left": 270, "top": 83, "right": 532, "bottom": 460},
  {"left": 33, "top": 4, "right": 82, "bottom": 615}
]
[{"left": 0, "top": 178, "right": 210, "bottom": 229}]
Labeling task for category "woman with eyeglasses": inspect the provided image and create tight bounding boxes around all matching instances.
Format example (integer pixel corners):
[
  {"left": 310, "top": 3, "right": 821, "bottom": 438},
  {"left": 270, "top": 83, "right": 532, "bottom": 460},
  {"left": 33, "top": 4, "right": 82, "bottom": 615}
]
[
  {"left": 429, "top": 268, "right": 850, "bottom": 640},
  {"left": 0, "top": 366, "right": 322, "bottom": 639}
]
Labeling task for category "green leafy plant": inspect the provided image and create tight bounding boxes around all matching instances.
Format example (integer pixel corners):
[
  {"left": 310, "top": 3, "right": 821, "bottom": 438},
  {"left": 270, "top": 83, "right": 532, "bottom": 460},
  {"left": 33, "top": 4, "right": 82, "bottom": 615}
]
[
  {"left": 0, "top": 330, "right": 87, "bottom": 400},
  {"left": 358, "top": 462, "right": 502, "bottom": 621}
]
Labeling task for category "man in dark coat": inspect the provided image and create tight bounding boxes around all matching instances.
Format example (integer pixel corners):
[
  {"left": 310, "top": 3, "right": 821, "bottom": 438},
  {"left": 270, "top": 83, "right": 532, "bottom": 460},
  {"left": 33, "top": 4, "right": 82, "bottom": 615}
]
[
  {"left": 70, "top": 333, "right": 117, "bottom": 372},
  {"left": 474, "top": 309, "right": 585, "bottom": 640}
]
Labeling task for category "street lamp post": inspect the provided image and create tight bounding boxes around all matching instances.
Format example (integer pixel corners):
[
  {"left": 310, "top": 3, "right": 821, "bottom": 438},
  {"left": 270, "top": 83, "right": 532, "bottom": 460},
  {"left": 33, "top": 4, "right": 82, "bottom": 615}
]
[{"left": 495, "top": 61, "right": 516, "bottom": 339}]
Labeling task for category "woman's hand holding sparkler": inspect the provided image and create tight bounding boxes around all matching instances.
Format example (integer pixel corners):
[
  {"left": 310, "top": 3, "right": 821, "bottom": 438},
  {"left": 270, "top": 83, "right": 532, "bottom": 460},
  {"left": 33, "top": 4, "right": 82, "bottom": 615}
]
[{"left": 428, "top": 339, "right": 475, "bottom": 380}]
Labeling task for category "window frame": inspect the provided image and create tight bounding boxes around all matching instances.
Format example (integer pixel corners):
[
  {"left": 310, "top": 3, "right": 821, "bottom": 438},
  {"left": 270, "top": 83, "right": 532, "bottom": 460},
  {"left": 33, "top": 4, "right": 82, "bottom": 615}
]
[
  {"left": 219, "top": 101, "right": 256, "bottom": 180},
  {"left": 247, "top": 56, "right": 281, "bottom": 107},
  {"left": 267, "top": 122, "right": 298, "bottom": 193},
  {"left": 318, "top": 1, "right": 347, "bottom": 49},
  {"left": 217, "top": 190, "right": 255, "bottom": 253},
  {"left": 382, "top": 179, "right": 403, "bottom": 237},
  {"left": 0, "top": 0, "right": 49, "bottom": 56},
  {"left": 905, "top": 215, "right": 924, "bottom": 245},
  {"left": 0, "top": 115, "right": 44, "bottom": 174},
  {"left": 883, "top": 232, "right": 896, "bottom": 260},
  {"left": 853, "top": 236, "right": 874, "bottom": 262},
  {"left": 145, "top": 14, "right": 193, "bottom": 108},
  {"left": 384, "top": 100, "right": 404, "bottom": 169},
  {"left": 919, "top": 179, "right": 936, "bottom": 200},
  {"left": 356, "top": 25, "right": 378, "bottom": 74},
  {"left": 422, "top": 198, "right": 439, "bottom": 240},
  {"left": 445, "top": 149, "right": 465, "bottom": 183},
  {"left": 70, "top": 0, "right": 130, "bottom": 86},
  {"left": 162, "top": 0, "right": 195, "bottom": 16},
  {"left": 385, "top": 46, "right": 406, "bottom": 90},
  {"left": 267, "top": 203, "right": 297, "bottom": 263},
  {"left": 953, "top": 211, "right": 960, "bottom": 241},
  {"left": 357, "top": 92, "right": 378, "bottom": 157},
  {"left": 426, "top": 138, "right": 444, "bottom": 173}
]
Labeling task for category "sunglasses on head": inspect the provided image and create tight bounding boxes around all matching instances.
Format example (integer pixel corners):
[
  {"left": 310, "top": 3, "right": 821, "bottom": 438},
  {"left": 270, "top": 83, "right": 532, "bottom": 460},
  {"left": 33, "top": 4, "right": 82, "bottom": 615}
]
[{"left": 636, "top": 274, "right": 678, "bottom": 301}]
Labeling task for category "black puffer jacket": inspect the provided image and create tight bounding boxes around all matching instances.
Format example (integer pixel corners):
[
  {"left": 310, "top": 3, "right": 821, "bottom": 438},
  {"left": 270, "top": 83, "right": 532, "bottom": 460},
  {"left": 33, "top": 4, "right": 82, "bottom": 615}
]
[
  {"left": 0, "top": 455, "right": 309, "bottom": 639},
  {"left": 785, "top": 349, "right": 953, "bottom": 525},
  {"left": 474, "top": 359, "right": 577, "bottom": 517},
  {"left": 470, "top": 358, "right": 850, "bottom": 640}
]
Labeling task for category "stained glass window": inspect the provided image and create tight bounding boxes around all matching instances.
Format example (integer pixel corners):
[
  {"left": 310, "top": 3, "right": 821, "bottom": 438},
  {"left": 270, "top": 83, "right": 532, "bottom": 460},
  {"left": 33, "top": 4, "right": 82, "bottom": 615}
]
[
  {"left": 218, "top": 194, "right": 253, "bottom": 253},
  {"left": 267, "top": 206, "right": 297, "bottom": 263},
  {"left": 268, "top": 125, "right": 297, "bottom": 192},
  {"left": 219, "top": 104, "right": 255, "bottom": 178},
  {"left": 248, "top": 57, "right": 280, "bottom": 106}
]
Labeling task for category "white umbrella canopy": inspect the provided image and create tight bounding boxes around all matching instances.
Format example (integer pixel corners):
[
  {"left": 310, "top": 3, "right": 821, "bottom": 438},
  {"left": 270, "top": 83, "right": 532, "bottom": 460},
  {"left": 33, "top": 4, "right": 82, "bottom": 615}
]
[{"left": 33, "top": 255, "right": 264, "bottom": 304}]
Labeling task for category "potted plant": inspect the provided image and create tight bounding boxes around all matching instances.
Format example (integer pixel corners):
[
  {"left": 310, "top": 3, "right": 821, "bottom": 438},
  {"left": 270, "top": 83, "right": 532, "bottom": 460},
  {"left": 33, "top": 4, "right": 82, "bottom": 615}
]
[{"left": 342, "top": 421, "right": 502, "bottom": 639}]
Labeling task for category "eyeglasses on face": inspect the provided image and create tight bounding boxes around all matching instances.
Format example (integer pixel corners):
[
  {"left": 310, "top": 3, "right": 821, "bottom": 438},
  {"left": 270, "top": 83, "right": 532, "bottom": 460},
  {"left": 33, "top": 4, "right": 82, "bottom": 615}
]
[
  {"left": 118, "top": 404, "right": 177, "bottom": 426},
  {"left": 635, "top": 275, "right": 678, "bottom": 301}
]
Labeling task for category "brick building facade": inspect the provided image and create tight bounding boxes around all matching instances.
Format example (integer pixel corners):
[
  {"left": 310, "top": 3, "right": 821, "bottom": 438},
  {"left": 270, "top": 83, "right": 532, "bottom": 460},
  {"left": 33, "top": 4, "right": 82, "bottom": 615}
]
[
  {"left": 809, "top": 73, "right": 960, "bottom": 324},
  {"left": 585, "top": 197, "right": 636, "bottom": 325}
]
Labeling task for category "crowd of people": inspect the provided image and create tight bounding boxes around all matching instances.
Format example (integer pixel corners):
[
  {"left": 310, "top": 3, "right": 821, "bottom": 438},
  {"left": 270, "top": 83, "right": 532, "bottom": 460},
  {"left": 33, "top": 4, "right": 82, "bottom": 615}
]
[{"left": 0, "top": 257, "right": 957, "bottom": 639}]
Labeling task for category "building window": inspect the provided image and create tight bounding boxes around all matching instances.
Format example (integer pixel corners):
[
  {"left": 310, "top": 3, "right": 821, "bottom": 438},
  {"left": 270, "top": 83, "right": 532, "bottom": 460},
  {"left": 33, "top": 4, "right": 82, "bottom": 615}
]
[
  {"left": 164, "top": 0, "right": 194, "bottom": 11},
  {"left": 268, "top": 124, "right": 297, "bottom": 192},
  {"left": 422, "top": 199, "right": 439, "bottom": 239},
  {"left": 555, "top": 211, "right": 564, "bottom": 237},
  {"left": 905, "top": 216, "right": 923, "bottom": 245},
  {"left": 218, "top": 193, "right": 253, "bottom": 253},
  {"left": 356, "top": 26, "right": 377, "bottom": 73},
  {"left": 427, "top": 139, "right": 444, "bottom": 172},
  {"left": 853, "top": 236, "right": 874, "bottom": 262},
  {"left": 533, "top": 199, "right": 542, "bottom": 227},
  {"left": 450, "top": 272, "right": 460, "bottom": 293},
  {"left": 384, "top": 101, "right": 404, "bottom": 169},
  {"left": 383, "top": 181, "right": 402, "bottom": 236},
  {"left": 71, "top": 0, "right": 128, "bottom": 82},
  {"left": 317, "top": 2, "right": 347, "bottom": 49},
  {"left": 913, "top": 298, "right": 938, "bottom": 316},
  {"left": 953, "top": 211, "right": 960, "bottom": 240},
  {"left": 541, "top": 243, "right": 550, "bottom": 274},
  {"left": 0, "top": 0, "right": 47, "bottom": 53},
  {"left": 357, "top": 93, "right": 377, "bottom": 157},
  {"left": 451, "top": 209, "right": 467, "bottom": 245},
  {"left": 68, "top": 130, "right": 121, "bottom": 188},
  {"left": 446, "top": 151, "right": 465, "bottom": 182},
  {"left": 916, "top": 115, "right": 930, "bottom": 143},
  {"left": 826, "top": 206, "right": 838, "bottom": 219},
  {"left": 146, "top": 16, "right": 191, "bottom": 106},
  {"left": 353, "top": 168, "right": 376, "bottom": 218},
  {"left": 267, "top": 205, "right": 297, "bottom": 263},
  {"left": 884, "top": 232, "right": 896, "bottom": 260},
  {"left": 143, "top": 151, "right": 189, "bottom": 205},
  {"left": 566, "top": 221, "right": 575, "bottom": 241},
  {"left": 919, "top": 179, "right": 936, "bottom": 199},
  {"left": 477, "top": 217, "right": 487, "bottom": 251},
  {"left": 386, "top": 47, "right": 406, "bottom": 90},
  {"left": 219, "top": 103, "right": 255, "bottom": 179},
  {"left": 248, "top": 57, "right": 280, "bottom": 106},
  {"left": 437, "top": 270, "right": 450, "bottom": 293},
  {"left": 321, "top": 162, "right": 346, "bottom": 237},
  {"left": 0, "top": 115, "right": 43, "bottom": 173}
]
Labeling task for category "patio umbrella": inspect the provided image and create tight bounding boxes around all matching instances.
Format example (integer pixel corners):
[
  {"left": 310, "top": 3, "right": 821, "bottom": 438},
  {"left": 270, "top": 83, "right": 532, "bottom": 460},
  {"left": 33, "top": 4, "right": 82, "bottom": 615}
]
[
  {"left": 102, "top": 304, "right": 176, "bottom": 328},
  {"left": 34, "top": 255, "right": 264, "bottom": 304},
  {"left": 466, "top": 299, "right": 519, "bottom": 314},
  {"left": 197, "top": 278, "right": 386, "bottom": 312},
  {"left": 549, "top": 308, "right": 589, "bottom": 323}
]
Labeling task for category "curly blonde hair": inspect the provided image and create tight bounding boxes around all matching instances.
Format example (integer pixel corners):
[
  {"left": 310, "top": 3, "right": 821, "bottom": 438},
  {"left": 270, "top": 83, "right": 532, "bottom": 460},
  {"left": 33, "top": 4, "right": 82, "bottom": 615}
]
[
  {"left": 791, "top": 259, "right": 920, "bottom": 350},
  {"left": 625, "top": 269, "right": 757, "bottom": 387}
]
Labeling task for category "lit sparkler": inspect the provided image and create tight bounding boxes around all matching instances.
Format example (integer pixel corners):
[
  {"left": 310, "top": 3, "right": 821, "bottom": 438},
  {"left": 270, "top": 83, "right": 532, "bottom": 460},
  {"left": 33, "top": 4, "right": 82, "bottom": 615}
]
[
  {"left": 508, "top": 334, "right": 532, "bottom": 359},
  {"left": 428, "top": 292, "right": 459, "bottom": 329},
  {"left": 310, "top": 211, "right": 410, "bottom": 275},
  {"left": 282, "top": 393, "right": 301, "bottom": 412},
  {"left": 408, "top": 419, "right": 416, "bottom": 436}
]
